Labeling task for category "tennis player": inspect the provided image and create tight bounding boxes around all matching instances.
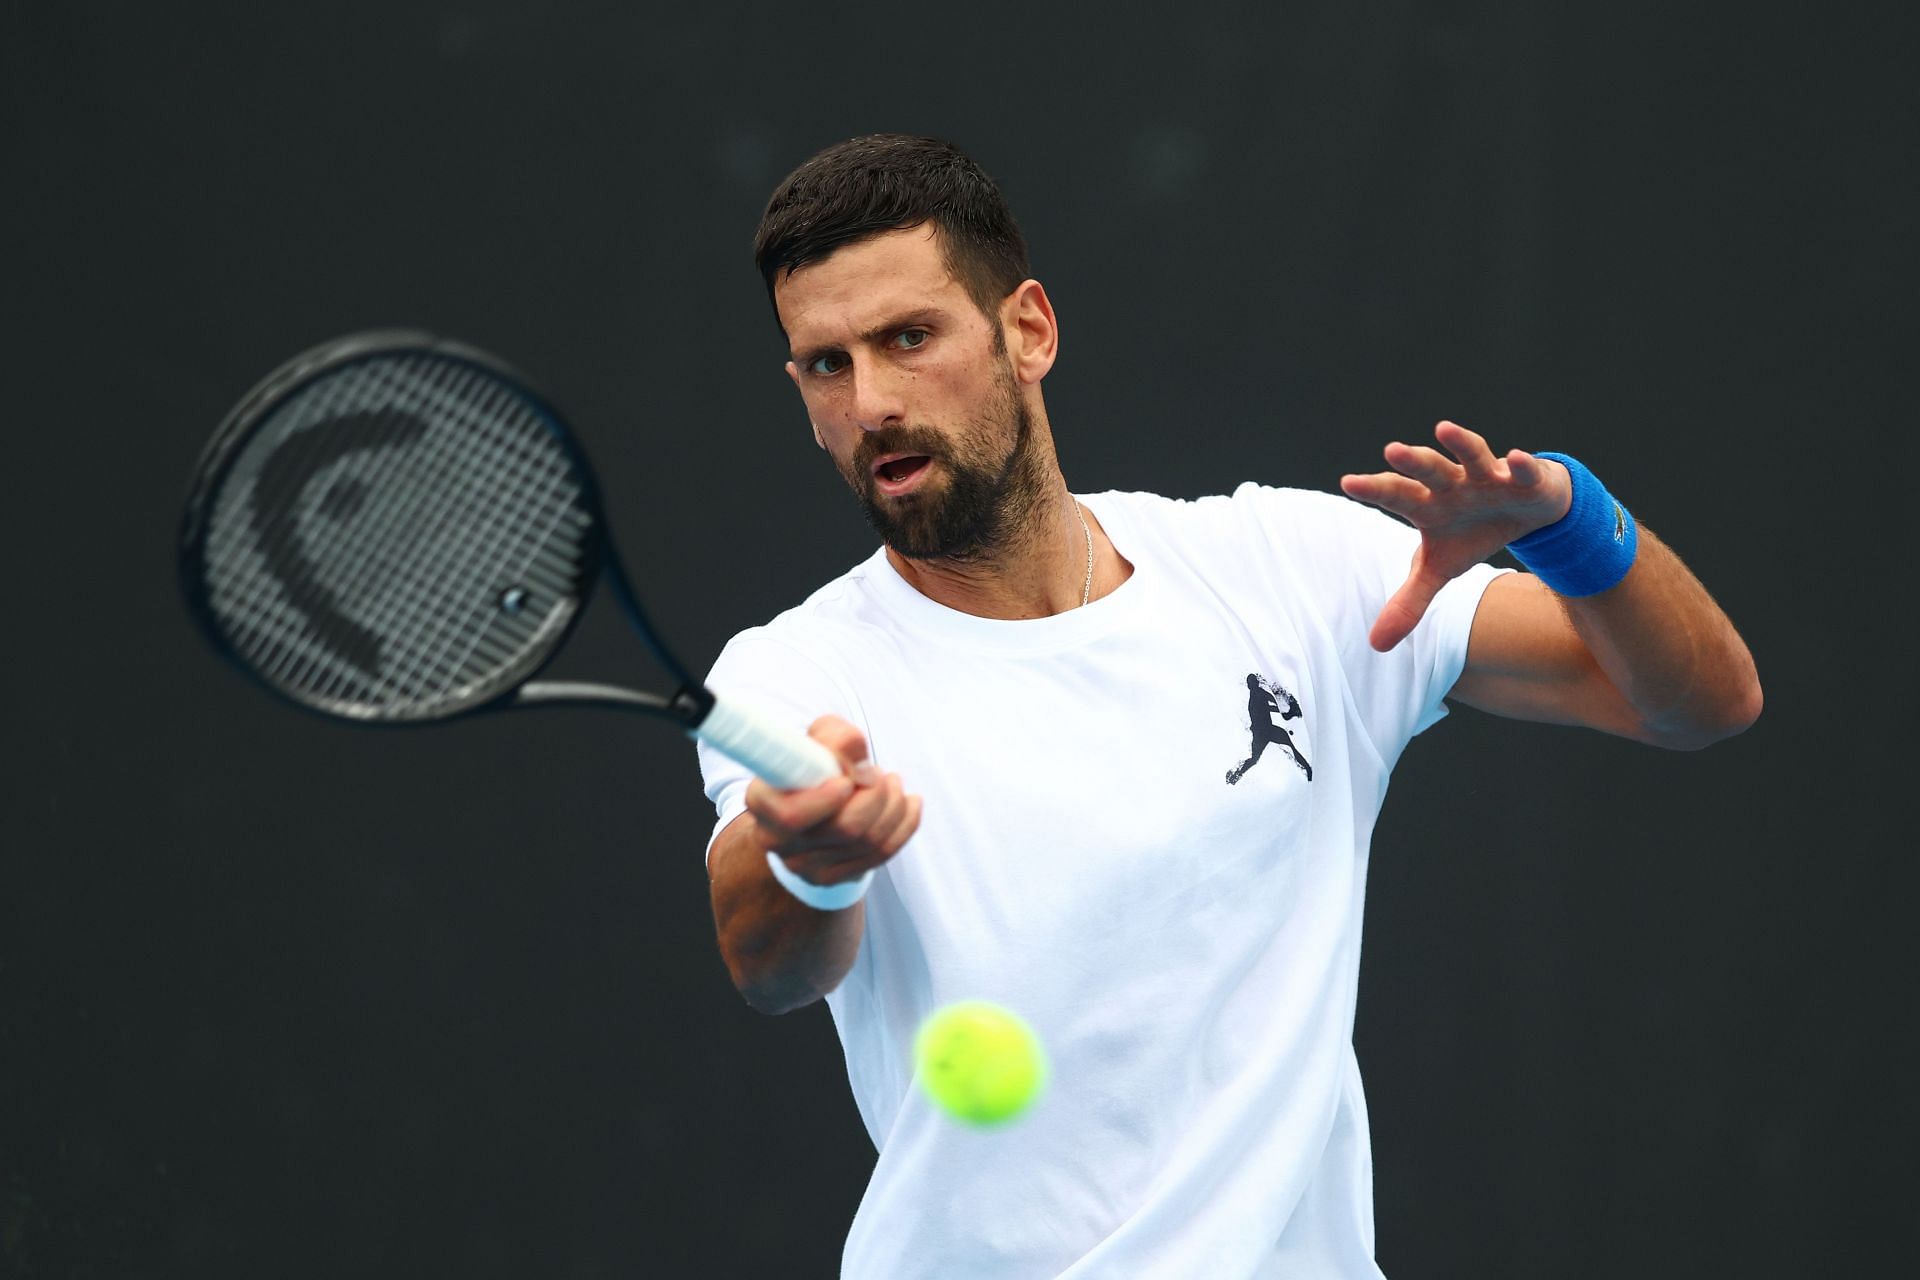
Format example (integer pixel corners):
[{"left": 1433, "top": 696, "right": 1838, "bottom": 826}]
[{"left": 696, "top": 135, "right": 1760, "bottom": 1277}]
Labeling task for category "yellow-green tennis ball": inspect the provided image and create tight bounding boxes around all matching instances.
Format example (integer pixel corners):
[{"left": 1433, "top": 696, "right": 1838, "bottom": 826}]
[{"left": 914, "top": 1000, "right": 1048, "bottom": 1127}]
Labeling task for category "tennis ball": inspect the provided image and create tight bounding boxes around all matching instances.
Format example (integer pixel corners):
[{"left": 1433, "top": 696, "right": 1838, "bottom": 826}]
[{"left": 914, "top": 1000, "right": 1048, "bottom": 1127}]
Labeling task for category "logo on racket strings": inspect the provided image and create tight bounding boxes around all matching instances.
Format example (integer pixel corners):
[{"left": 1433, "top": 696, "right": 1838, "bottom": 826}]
[{"left": 248, "top": 408, "right": 429, "bottom": 676}]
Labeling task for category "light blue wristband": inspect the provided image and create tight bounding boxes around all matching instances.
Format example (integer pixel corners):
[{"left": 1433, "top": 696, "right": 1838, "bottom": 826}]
[
  {"left": 766, "top": 850, "right": 872, "bottom": 911},
  {"left": 1506, "top": 452, "right": 1638, "bottom": 597}
]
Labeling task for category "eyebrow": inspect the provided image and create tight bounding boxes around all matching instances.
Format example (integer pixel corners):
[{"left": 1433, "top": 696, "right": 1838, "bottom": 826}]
[{"left": 792, "top": 306, "right": 953, "bottom": 367}]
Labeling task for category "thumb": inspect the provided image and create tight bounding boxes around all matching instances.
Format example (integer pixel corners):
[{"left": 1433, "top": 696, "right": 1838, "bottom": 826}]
[
  {"left": 809, "top": 714, "right": 881, "bottom": 786},
  {"left": 1370, "top": 572, "right": 1441, "bottom": 653}
]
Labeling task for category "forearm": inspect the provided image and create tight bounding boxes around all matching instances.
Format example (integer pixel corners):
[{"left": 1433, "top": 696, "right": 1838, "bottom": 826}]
[
  {"left": 1561, "top": 525, "right": 1762, "bottom": 749},
  {"left": 709, "top": 814, "right": 866, "bottom": 1014}
]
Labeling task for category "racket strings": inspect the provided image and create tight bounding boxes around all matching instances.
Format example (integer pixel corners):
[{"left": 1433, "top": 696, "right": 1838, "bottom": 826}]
[
  {"left": 294, "top": 360, "right": 543, "bottom": 700},
  {"left": 385, "top": 369, "right": 583, "bottom": 701},
  {"left": 326, "top": 357, "right": 584, "bottom": 699},
  {"left": 200, "top": 352, "right": 593, "bottom": 718},
  {"left": 212, "top": 361, "right": 454, "bottom": 698},
  {"left": 237, "top": 384, "right": 574, "bottom": 709},
  {"left": 244, "top": 362, "right": 461, "bottom": 692}
]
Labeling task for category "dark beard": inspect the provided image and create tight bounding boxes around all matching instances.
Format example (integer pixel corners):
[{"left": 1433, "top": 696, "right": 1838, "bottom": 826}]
[{"left": 839, "top": 365, "right": 1045, "bottom": 562}]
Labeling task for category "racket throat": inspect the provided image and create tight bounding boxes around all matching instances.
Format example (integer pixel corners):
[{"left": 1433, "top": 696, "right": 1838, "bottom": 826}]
[
  {"left": 669, "top": 684, "right": 716, "bottom": 725},
  {"left": 513, "top": 680, "right": 708, "bottom": 726}
]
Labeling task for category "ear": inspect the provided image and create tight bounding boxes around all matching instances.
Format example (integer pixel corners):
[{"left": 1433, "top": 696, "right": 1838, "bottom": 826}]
[
  {"left": 1002, "top": 279, "right": 1059, "bottom": 385},
  {"left": 784, "top": 361, "right": 825, "bottom": 448}
]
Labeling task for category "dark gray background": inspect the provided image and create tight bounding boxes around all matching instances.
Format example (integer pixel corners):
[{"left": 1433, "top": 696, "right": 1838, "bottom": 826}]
[{"left": 5, "top": 1, "right": 1911, "bottom": 1275}]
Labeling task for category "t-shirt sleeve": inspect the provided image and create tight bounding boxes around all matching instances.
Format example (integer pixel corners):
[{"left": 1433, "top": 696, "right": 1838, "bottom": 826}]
[
  {"left": 695, "top": 626, "right": 861, "bottom": 866},
  {"left": 1232, "top": 483, "right": 1511, "bottom": 762}
]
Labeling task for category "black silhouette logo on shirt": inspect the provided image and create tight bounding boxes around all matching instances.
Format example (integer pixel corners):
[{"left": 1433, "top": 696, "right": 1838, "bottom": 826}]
[{"left": 1225, "top": 674, "right": 1313, "bottom": 785}]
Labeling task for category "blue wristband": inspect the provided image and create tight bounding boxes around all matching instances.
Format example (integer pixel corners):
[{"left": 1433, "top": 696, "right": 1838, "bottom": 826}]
[{"left": 1505, "top": 453, "right": 1638, "bottom": 597}]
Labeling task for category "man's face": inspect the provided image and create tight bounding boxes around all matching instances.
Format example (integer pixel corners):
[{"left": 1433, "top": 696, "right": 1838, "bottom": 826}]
[{"left": 775, "top": 225, "right": 1042, "bottom": 560}]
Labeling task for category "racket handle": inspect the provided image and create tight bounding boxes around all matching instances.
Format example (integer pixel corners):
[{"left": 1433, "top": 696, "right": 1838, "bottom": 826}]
[{"left": 692, "top": 693, "right": 843, "bottom": 790}]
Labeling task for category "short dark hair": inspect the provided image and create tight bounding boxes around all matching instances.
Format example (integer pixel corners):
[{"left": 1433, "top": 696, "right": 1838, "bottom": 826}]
[{"left": 754, "top": 134, "right": 1031, "bottom": 325}]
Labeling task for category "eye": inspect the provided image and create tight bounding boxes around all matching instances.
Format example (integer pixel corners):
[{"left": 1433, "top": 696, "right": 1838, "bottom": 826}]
[
  {"left": 892, "top": 328, "right": 929, "bottom": 351},
  {"left": 805, "top": 351, "right": 848, "bottom": 376}
]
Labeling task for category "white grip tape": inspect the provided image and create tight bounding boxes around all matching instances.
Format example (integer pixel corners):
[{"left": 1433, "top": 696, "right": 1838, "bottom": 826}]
[{"left": 691, "top": 694, "right": 842, "bottom": 789}]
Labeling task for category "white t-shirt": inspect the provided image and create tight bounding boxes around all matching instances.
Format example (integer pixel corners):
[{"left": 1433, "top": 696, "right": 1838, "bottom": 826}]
[{"left": 697, "top": 484, "right": 1507, "bottom": 1279}]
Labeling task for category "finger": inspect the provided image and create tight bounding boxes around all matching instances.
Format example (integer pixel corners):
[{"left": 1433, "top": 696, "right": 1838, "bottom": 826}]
[
  {"left": 1369, "top": 568, "right": 1445, "bottom": 653},
  {"left": 1433, "top": 421, "right": 1501, "bottom": 483},
  {"left": 1382, "top": 441, "right": 1462, "bottom": 490},
  {"left": 783, "top": 781, "right": 910, "bottom": 878},
  {"left": 793, "top": 787, "right": 922, "bottom": 886},
  {"left": 745, "top": 773, "right": 855, "bottom": 839},
  {"left": 777, "top": 770, "right": 904, "bottom": 857},
  {"left": 877, "top": 793, "right": 923, "bottom": 857},
  {"left": 1505, "top": 448, "right": 1547, "bottom": 488},
  {"left": 873, "top": 794, "right": 921, "bottom": 858},
  {"left": 777, "top": 846, "right": 871, "bottom": 886},
  {"left": 1341, "top": 470, "right": 1434, "bottom": 516},
  {"left": 809, "top": 714, "right": 880, "bottom": 786},
  {"left": 815, "top": 770, "right": 901, "bottom": 844}
]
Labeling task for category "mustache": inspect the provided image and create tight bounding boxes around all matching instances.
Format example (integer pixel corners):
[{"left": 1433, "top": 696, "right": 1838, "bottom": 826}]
[{"left": 852, "top": 426, "right": 949, "bottom": 473}]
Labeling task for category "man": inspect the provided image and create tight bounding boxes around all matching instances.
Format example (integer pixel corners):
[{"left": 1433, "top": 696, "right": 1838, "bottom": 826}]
[{"left": 696, "top": 135, "right": 1759, "bottom": 1277}]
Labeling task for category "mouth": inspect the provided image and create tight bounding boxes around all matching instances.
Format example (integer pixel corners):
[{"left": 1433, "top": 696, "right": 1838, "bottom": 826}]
[{"left": 870, "top": 453, "right": 933, "bottom": 496}]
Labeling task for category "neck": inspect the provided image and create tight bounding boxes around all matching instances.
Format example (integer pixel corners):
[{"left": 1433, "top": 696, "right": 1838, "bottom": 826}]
[{"left": 885, "top": 480, "right": 1096, "bottom": 620}]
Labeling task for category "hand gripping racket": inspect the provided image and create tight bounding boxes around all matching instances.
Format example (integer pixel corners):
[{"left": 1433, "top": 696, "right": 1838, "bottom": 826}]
[{"left": 179, "top": 330, "right": 841, "bottom": 797}]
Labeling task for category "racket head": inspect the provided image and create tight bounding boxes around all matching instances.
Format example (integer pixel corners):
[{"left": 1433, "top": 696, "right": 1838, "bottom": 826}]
[{"left": 180, "top": 331, "right": 612, "bottom": 724}]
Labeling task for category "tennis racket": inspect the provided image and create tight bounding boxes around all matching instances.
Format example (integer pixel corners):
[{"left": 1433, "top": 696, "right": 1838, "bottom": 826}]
[{"left": 179, "top": 329, "right": 840, "bottom": 795}]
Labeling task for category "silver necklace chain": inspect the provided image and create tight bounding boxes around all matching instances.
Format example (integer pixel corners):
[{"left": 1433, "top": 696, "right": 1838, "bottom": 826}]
[{"left": 1074, "top": 499, "right": 1094, "bottom": 608}]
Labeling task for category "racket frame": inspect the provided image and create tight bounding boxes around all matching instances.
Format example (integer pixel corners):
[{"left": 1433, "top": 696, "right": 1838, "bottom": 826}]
[{"left": 178, "top": 330, "right": 715, "bottom": 730}]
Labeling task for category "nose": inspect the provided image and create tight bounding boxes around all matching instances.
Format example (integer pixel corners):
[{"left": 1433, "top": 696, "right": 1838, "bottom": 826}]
[{"left": 848, "top": 356, "right": 907, "bottom": 432}]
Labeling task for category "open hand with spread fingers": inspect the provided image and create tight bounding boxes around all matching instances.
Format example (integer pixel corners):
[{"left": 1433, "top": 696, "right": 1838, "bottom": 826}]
[{"left": 1339, "top": 420, "right": 1573, "bottom": 653}]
